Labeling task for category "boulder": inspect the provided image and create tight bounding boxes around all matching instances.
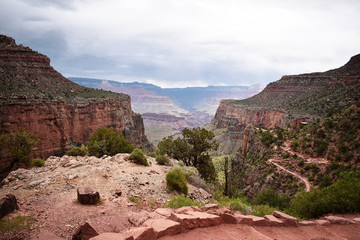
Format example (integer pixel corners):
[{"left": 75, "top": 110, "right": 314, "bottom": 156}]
[
  {"left": 272, "top": 211, "right": 299, "bottom": 227},
  {"left": 0, "top": 194, "right": 19, "bottom": 219},
  {"left": 201, "top": 203, "right": 219, "bottom": 212},
  {"left": 90, "top": 233, "right": 133, "bottom": 240},
  {"left": 220, "top": 213, "right": 238, "bottom": 224},
  {"left": 169, "top": 213, "right": 199, "bottom": 232},
  {"left": 77, "top": 187, "right": 100, "bottom": 205},
  {"left": 142, "top": 218, "right": 180, "bottom": 238},
  {"left": 115, "top": 189, "right": 122, "bottom": 197},
  {"left": 299, "top": 221, "right": 316, "bottom": 226},
  {"left": 175, "top": 206, "right": 201, "bottom": 214},
  {"left": 353, "top": 218, "right": 360, "bottom": 224},
  {"left": 128, "top": 211, "right": 150, "bottom": 227},
  {"left": 121, "top": 227, "right": 156, "bottom": 240},
  {"left": 72, "top": 222, "right": 99, "bottom": 240},
  {"left": 324, "top": 216, "right": 355, "bottom": 224},
  {"left": 264, "top": 215, "right": 284, "bottom": 226},
  {"left": 186, "top": 211, "right": 223, "bottom": 227},
  {"left": 154, "top": 208, "right": 173, "bottom": 218}
]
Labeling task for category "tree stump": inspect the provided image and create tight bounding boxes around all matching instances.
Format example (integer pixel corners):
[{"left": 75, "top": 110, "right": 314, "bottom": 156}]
[{"left": 77, "top": 187, "right": 100, "bottom": 205}]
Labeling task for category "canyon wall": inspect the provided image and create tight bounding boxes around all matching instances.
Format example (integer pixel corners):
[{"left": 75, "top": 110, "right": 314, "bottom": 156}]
[{"left": 0, "top": 34, "right": 153, "bottom": 170}]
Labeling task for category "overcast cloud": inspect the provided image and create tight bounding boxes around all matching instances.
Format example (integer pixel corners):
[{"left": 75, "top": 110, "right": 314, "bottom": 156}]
[{"left": 0, "top": 0, "right": 359, "bottom": 88}]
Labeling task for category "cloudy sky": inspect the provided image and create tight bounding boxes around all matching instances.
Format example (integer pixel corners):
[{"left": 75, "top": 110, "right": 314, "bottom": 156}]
[{"left": 1, "top": 0, "right": 359, "bottom": 88}]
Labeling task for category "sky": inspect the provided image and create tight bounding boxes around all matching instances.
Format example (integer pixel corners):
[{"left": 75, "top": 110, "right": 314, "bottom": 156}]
[{"left": 0, "top": 0, "right": 359, "bottom": 88}]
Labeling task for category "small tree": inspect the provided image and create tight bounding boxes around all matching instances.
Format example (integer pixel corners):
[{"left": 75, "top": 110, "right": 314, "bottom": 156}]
[
  {"left": 88, "top": 128, "right": 134, "bottom": 157},
  {"left": 1, "top": 129, "right": 39, "bottom": 165}
]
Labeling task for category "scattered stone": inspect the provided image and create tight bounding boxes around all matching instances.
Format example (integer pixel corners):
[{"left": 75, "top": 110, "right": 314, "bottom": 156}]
[
  {"left": 201, "top": 203, "right": 219, "bottom": 211},
  {"left": 154, "top": 208, "right": 174, "bottom": 218},
  {"left": 0, "top": 194, "right": 19, "bottom": 219},
  {"left": 77, "top": 187, "right": 100, "bottom": 205},
  {"left": 264, "top": 215, "right": 284, "bottom": 226},
  {"left": 115, "top": 189, "right": 122, "bottom": 197},
  {"left": 315, "top": 220, "right": 331, "bottom": 226},
  {"left": 90, "top": 232, "right": 133, "bottom": 240},
  {"left": 128, "top": 212, "right": 150, "bottom": 227},
  {"left": 143, "top": 218, "right": 181, "bottom": 238},
  {"left": 169, "top": 213, "right": 199, "bottom": 232},
  {"left": 272, "top": 211, "right": 299, "bottom": 227},
  {"left": 186, "top": 211, "right": 223, "bottom": 227},
  {"left": 299, "top": 220, "right": 316, "bottom": 226},
  {"left": 35, "top": 230, "right": 64, "bottom": 240},
  {"left": 324, "top": 216, "right": 355, "bottom": 224},
  {"left": 121, "top": 227, "right": 156, "bottom": 240}
]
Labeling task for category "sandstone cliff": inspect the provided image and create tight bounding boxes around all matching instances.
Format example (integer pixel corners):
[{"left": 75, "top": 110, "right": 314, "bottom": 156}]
[
  {"left": 0, "top": 35, "right": 153, "bottom": 169},
  {"left": 210, "top": 54, "right": 360, "bottom": 154}
]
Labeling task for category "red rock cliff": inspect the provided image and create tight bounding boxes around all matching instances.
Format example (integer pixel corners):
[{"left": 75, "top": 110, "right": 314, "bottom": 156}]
[{"left": 0, "top": 35, "right": 153, "bottom": 169}]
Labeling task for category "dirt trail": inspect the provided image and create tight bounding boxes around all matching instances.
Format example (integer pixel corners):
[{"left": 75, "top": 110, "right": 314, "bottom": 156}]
[
  {"left": 268, "top": 159, "right": 311, "bottom": 192},
  {"left": 281, "top": 142, "right": 330, "bottom": 165}
]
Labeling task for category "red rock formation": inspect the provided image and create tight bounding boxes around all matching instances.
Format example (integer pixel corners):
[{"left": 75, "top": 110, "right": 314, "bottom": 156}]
[{"left": 0, "top": 35, "right": 153, "bottom": 170}]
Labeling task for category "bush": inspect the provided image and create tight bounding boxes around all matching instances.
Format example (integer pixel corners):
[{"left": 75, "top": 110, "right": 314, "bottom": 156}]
[
  {"left": 66, "top": 144, "right": 87, "bottom": 156},
  {"left": 129, "top": 149, "right": 149, "bottom": 166},
  {"left": 146, "top": 152, "right": 156, "bottom": 158},
  {"left": 254, "top": 188, "right": 290, "bottom": 210},
  {"left": 259, "top": 130, "right": 276, "bottom": 147},
  {"left": 195, "top": 154, "right": 216, "bottom": 183},
  {"left": 155, "top": 154, "right": 171, "bottom": 165},
  {"left": 0, "top": 129, "right": 39, "bottom": 165},
  {"left": 88, "top": 128, "right": 134, "bottom": 157},
  {"left": 229, "top": 198, "right": 251, "bottom": 214},
  {"left": 168, "top": 195, "right": 199, "bottom": 208},
  {"left": 30, "top": 158, "right": 45, "bottom": 167},
  {"left": 166, "top": 168, "right": 188, "bottom": 194},
  {"left": 252, "top": 204, "right": 276, "bottom": 217},
  {"left": 290, "top": 140, "right": 299, "bottom": 151}
]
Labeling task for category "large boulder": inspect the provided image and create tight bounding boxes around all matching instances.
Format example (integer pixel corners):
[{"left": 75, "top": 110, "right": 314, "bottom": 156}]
[
  {"left": 77, "top": 187, "right": 100, "bottom": 205},
  {"left": 142, "top": 218, "right": 180, "bottom": 238},
  {"left": 272, "top": 211, "right": 299, "bottom": 227},
  {"left": 0, "top": 194, "right": 19, "bottom": 219},
  {"left": 186, "top": 211, "right": 223, "bottom": 227}
]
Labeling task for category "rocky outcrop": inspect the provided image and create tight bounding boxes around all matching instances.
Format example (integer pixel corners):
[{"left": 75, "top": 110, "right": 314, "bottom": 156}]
[{"left": 0, "top": 35, "right": 153, "bottom": 170}]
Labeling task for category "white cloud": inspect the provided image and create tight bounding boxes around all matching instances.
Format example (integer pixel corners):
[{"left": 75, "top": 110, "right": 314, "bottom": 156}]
[{"left": 0, "top": 0, "right": 359, "bottom": 87}]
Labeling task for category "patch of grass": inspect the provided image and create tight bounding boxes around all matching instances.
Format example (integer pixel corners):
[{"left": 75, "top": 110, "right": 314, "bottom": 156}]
[
  {"left": 0, "top": 216, "right": 35, "bottom": 234},
  {"left": 30, "top": 158, "right": 45, "bottom": 167},
  {"left": 129, "top": 196, "right": 141, "bottom": 203},
  {"left": 252, "top": 204, "right": 276, "bottom": 217},
  {"left": 168, "top": 195, "right": 199, "bottom": 209}
]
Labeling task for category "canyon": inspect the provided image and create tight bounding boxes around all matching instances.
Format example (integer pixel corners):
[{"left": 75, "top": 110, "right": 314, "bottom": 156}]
[
  {"left": 0, "top": 35, "right": 153, "bottom": 171},
  {"left": 70, "top": 78, "right": 262, "bottom": 145},
  {"left": 209, "top": 53, "right": 360, "bottom": 154}
]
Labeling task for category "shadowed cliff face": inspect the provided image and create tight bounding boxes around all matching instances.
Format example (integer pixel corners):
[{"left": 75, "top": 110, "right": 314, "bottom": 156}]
[
  {"left": 210, "top": 53, "right": 360, "bottom": 154},
  {"left": 0, "top": 34, "right": 154, "bottom": 169}
]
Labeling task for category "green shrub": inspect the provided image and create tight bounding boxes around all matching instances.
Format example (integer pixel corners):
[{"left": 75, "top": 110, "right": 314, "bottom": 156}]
[
  {"left": 252, "top": 204, "right": 276, "bottom": 217},
  {"left": 290, "top": 140, "right": 299, "bottom": 151},
  {"left": 155, "top": 154, "right": 171, "bottom": 165},
  {"left": 30, "top": 158, "right": 45, "bottom": 167},
  {"left": 166, "top": 168, "right": 188, "bottom": 194},
  {"left": 66, "top": 144, "right": 87, "bottom": 156},
  {"left": 0, "top": 216, "right": 34, "bottom": 234},
  {"left": 88, "top": 128, "right": 134, "bottom": 157},
  {"left": 129, "top": 149, "right": 149, "bottom": 166},
  {"left": 259, "top": 130, "right": 276, "bottom": 147},
  {"left": 254, "top": 188, "right": 290, "bottom": 210},
  {"left": 146, "top": 152, "right": 156, "bottom": 158},
  {"left": 229, "top": 198, "right": 251, "bottom": 214},
  {"left": 168, "top": 195, "right": 199, "bottom": 208}
]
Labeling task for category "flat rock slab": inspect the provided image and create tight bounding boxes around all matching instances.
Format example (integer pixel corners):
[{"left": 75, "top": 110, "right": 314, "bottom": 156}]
[
  {"left": 353, "top": 218, "right": 360, "bottom": 224},
  {"left": 77, "top": 187, "right": 100, "bottom": 205},
  {"left": 220, "top": 213, "right": 237, "bottom": 224},
  {"left": 264, "top": 215, "right": 284, "bottom": 226},
  {"left": 169, "top": 213, "right": 199, "bottom": 232},
  {"left": 201, "top": 203, "right": 219, "bottom": 212},
  {"left": 121, "top": 227, "right": 156, "bottom": 240},
  {"left": 175, "top": 206, "right": 201, "bottom": 214},
  {"left": 90, "top": 232, "right": 133, "bottom": 240},
  {"left": 0, "top": 194, "right": 19, "bottom": 219},
  {"left": 234, "top": 214, "right": 266, "bottom": 226},
  {"left": 315, "top": 220, "right": 331, "bottom": 226},
  {"left": 272, "top": 211, "right": 299, "bottom": 227},
  {"left": 299, "top": 220, "right": 316, "bottom": 226},
  {"left": 324, "top": 216, "right": 355, "bottom": 224},
  {"left": 143, "top": 218, "right": 180, "bottom": 238},
  {"left": 154, "top": 208, "right": 174, "bottom": 218},
  {"left": 186, "top": 211, "right": 223, "bottom": 227}
]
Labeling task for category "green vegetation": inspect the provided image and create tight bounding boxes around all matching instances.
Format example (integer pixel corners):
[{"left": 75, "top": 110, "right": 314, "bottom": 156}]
[
  {"left": 0, "top": 129, "right": 39, "bottom": 165},
  {"left": 168, "top": 195, "right": 199, "bottom": 209},
  {"left": 252, "top": 205, "right": 277, "bottom": 217},
  {"left": 66, "top": 144, "right": 88, "bottom": 156},
  {"left": 88, "top": 128, "right": 134, "bottom": 157},
  {"left": 155, "top": 154, "right": 171, "bottom": 165},
  {"left": 129, "top": 148, "right": 149, "bottom": 166},
  {"left": 259, "top": 130, "right": 276, "bottom": 147},
  {"left": 30, "top": 158, "right": 45, "bottom": 167},
  {"left": 289, "top": 172, "right": 360, "bottom": 219},
  {"left": 166, "top": 168, "right": 188, "bottom": 194},
  {"left": 158, "top": 127, "right": 218, "bottom": 182},
  {"left": 216, "top": 195, "right": 251, "bottom": 214},
  {"left": 0, "top": 216, "right": 35, "bottom": 234},
  {"left": 253, "top": 188, "right": 290, "bottom": 210}
]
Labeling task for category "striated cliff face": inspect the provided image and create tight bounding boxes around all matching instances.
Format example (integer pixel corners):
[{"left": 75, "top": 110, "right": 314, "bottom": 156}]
[
  {"left": 210, "top": 53, "right": 360, "bottom": 154},
  {"left": 0, "top": 35, "right": 153, "bottom": 169}
]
